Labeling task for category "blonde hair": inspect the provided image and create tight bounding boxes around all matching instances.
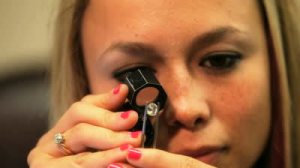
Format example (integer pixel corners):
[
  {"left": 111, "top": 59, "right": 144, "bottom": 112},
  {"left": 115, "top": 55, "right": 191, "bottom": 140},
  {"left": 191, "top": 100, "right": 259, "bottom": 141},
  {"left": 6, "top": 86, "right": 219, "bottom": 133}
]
[
  {"left": 50, "top": 0, "right": 89, "bottom": 124},
  {"left": 51, "top": 0, "right": 300, "bottom": 167},
  {"left": 262, "top": 0, "right": 300, "bottom": 167}
]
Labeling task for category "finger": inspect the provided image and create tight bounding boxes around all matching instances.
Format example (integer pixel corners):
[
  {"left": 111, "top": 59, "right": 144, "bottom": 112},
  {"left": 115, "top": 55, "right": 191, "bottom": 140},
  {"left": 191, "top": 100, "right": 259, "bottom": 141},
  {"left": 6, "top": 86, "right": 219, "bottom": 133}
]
[
  {"left": 51, "top": 102, "right": 138, "bottom": 134},
  {"left": 81, "top": 84, "right": 129, "bottom": 111},
  {"left": 39, "top": 107, "right": 138, "bottom": 147},
  {"left": 47, "top": 84, "right": 134, "bottom": 138},
  {"left": 44, "top": 124, "right": 143, "bottom": 157},
  {"left": 28, "top": 146, "right": 131, "bottom": 168},
  {"left": 126, "top": 148, "right": 216, "bottom": 168},
  {"left": 73, "top": 147, "right": 130, "bottom": 168},
  {"left": 107, "top": 163, "right": 136, "bottom": 168}
]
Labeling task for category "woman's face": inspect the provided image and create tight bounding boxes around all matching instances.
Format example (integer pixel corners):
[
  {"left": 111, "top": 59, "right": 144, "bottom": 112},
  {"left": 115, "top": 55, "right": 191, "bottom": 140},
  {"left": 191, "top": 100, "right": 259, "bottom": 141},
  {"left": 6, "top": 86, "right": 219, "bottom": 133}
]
[{"left": 82, "top": 0, "right": 271, "bottom": 167}]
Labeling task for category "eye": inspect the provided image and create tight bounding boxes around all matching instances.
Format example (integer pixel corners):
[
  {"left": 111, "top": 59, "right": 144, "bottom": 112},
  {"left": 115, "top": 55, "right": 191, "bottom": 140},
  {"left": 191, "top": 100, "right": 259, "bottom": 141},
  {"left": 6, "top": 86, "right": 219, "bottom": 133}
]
[
  {"left": 199, "top": 51, "right": 242, "bottom": 71},
  {"left": 113, "top": 65, "right": 155, "bottom": 79}
]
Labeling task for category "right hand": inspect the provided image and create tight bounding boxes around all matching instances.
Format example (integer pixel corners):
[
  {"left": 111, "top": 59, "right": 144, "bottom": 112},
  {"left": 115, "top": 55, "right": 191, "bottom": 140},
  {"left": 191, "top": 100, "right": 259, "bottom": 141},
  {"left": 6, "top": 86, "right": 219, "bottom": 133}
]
[{"left": 27, "top": 84, "right": 141, "bottom": 168}]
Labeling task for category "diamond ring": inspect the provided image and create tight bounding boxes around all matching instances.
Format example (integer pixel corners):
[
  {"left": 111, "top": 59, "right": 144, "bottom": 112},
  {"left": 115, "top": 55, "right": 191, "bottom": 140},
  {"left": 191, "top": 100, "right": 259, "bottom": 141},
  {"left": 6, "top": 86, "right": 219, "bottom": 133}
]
[{"left": 54, "top": 133, "right": 74, "bottom": 155}]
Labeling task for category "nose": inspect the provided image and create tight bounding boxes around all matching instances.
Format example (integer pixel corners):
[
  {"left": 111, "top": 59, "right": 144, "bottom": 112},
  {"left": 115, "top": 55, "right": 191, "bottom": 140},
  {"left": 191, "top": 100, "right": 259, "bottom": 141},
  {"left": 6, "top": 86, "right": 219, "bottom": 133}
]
[{"left": 161, "top": 70, "right": 211, "bottom": 129}]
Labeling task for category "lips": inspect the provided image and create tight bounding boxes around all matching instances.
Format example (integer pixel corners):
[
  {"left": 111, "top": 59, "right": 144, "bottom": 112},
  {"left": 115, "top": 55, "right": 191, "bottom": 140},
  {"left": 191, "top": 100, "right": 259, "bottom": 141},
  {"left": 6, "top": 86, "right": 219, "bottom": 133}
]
[{"left": 179, "top": 146, "right": 227, "bottom": 165}]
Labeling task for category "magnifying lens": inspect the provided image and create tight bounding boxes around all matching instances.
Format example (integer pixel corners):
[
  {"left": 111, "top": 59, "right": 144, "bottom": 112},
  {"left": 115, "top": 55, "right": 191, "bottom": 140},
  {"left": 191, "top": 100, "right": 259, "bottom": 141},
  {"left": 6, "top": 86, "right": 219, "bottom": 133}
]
[{"left": 117, "top": 67, "right": 167, "bottom": 147}]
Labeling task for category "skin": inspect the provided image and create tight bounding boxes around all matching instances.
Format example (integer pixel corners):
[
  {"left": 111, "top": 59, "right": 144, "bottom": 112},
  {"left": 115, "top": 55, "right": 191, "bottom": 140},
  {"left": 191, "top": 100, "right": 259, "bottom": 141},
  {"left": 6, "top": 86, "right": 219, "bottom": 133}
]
[{"left": 28, "top": 0, "right": 271, "bottom": 168}]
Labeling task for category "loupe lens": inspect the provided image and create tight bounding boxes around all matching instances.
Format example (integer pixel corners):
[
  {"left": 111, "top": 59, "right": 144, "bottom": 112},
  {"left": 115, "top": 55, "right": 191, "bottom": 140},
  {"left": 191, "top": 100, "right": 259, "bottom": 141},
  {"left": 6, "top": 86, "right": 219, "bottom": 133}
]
[
  {"left": 119, "top": 68, "right": 166, "bottom": 111},
  {"left": 136, "top": 87, "right": 159, "bottom": 106}
]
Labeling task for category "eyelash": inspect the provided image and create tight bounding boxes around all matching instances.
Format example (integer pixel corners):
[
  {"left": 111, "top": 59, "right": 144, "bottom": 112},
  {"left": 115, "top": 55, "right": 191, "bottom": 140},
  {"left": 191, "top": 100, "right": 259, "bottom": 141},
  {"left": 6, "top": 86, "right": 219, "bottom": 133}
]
[
  {"left": 113, "top": 51, "right": 242, "bottom": 78},
  {"left": 113, "top": 65, "right": 155, "bottom": 78},
  {"left": 199, "top": 51, "right": 242, "bottom": 71}
]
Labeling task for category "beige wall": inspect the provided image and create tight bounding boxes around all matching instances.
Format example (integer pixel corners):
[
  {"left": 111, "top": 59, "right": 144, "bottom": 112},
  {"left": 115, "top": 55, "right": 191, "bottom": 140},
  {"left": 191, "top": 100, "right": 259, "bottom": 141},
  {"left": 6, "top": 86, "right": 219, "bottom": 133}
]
[{"left": 0, "top": 0, "right": 59, "bottom": 78}]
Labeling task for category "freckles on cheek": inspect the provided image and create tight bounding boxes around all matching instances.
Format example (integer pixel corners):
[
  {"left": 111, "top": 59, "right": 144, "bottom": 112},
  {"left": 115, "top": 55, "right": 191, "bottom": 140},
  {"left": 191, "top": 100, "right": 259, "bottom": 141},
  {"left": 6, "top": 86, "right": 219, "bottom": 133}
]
[
  {"left": 212, "top": 78, "right": 272, "bottom": 162},
  {"left": 216, "top": 83, "right": 251, "bottom": 115},
  {"left": 213, "top": 80, "right": 270, "bottom": 135}
]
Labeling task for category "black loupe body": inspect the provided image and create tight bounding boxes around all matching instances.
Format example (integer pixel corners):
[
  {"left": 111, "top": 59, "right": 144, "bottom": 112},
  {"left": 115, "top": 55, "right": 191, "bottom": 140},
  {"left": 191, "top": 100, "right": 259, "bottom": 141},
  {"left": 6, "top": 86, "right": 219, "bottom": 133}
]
[{"left": 117, "top": 68, "right": 167, "bottom": 147}]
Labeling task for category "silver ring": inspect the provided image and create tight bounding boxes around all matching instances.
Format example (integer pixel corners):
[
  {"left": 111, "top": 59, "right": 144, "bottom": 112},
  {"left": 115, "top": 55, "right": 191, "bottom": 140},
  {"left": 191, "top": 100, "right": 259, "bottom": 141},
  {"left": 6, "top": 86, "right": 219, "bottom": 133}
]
[{"left": 54, "top": 133, "right": 74, "bottom": 155}]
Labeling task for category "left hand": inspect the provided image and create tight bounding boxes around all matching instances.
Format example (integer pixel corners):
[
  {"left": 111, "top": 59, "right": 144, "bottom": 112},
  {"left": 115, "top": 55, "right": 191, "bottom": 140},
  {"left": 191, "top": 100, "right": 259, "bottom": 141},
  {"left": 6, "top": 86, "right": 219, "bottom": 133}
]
[{"left": 108, "top": 148, "right": 217, "bottom": 168}]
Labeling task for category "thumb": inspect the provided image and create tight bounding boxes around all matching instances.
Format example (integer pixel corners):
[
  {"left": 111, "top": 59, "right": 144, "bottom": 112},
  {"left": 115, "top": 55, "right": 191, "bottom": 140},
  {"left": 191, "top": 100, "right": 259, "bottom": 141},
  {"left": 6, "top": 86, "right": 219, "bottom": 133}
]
[{"left": 126, "top": 148, "right": 217, "bottom": 168}]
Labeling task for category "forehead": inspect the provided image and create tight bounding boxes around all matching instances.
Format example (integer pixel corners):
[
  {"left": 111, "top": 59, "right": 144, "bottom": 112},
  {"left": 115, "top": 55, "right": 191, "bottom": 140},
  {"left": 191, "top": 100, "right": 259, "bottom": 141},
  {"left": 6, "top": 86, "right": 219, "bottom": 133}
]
[
  {"left": 82, "top": 0, "right": 263, "bottom": 54},
  {"left": 83, "top": 0, "right": 262, "bottom": 36},
  {"left": 85, "top": 0, "right": 260, "bottom": 22}
]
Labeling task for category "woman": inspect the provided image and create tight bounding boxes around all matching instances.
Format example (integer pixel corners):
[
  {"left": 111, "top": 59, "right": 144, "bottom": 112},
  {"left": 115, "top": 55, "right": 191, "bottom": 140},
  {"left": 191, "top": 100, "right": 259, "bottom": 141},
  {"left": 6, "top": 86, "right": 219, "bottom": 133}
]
[{"left": 28, "top": 0, "right": 300, "bottom": 167}]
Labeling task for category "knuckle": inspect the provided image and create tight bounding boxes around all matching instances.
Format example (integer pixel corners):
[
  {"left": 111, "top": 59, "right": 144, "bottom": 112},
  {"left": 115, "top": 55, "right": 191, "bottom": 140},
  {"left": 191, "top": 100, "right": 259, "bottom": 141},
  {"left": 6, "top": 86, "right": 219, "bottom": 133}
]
[
  {"left": 81, "top": 93, "right": 109, "bottom": 108},
  {"left": 178, "top": 157, "right": 199, "bottom": 168},
  {"left": 101, "top": 129, "right": 117, "bottom": 142},
  {"left": 73, "top": 152, "right": 91, "bottom": 166},
  {"left": 69, "top": 102, "right": 82, "bottom": 113},
  {"left": 69, "top": 123, "right": 92, "bottom": 146},
  {"left": 27, "top": 150, "right": 46, "bottom": 168},
  {"left": 100, "top": 111, "right": 113, "bottom": 127},
  {"left": 29, "top": 161, "right": 43, "bottom": 168},
  {"left": 99, "top": 150, "right": 110, "bottom": 159},
  {"left": 81, "top": 94, "right": 93, "bottom": 102},
  {"left": 27, "top": 149, "right": 36, "bottom": 166},
  {"left": 71, "top": 123, "right": 89, "bottom": 136},
  {"left": 27, "top": 150, "right": 37, "bottom": 168},
  {"left": 68, "top": 102, "right": 86, "bottom": 119},
  {"left": 146, "top": 150, "right": 160, "bottom": 163}
]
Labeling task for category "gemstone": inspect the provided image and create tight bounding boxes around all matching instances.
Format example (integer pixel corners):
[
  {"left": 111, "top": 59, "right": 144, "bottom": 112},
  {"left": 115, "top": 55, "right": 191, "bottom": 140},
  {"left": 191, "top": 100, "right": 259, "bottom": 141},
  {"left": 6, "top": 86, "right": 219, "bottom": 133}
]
[
  {"left": 146, "top": 103, "right": 159, "bottom": 116},
  {"left": 54, "top": 133, "right": 64, "bottom": 144}
]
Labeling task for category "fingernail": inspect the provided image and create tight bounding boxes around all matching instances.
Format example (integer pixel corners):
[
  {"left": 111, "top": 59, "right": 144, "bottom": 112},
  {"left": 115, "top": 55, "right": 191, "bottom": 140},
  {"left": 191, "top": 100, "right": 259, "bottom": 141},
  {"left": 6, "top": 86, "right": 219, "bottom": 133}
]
[
  {"left": 130, "top": 131, "right": 141, "bottom": 138},
  {"left": 107, "top": 163, "right": 123, "bottom": 168},
  {"left": 120, "top": 110, "right": 131, "bottom": 119},
  {"left": 128, "top": 148, "right": 142, "bottom": 160},
  {"left": 112, "top": 84, "right": 121, "bottom": 95},
  {"left": 120, "top": 144, "right": 129, "bottom": 151}
]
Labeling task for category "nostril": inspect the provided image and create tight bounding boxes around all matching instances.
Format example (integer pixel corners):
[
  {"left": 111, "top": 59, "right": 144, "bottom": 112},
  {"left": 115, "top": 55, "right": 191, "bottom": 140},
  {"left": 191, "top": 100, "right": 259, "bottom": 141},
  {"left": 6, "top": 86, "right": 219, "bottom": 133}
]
[
  {"left": 163, "top": 98, "right": 211, "bottom": 129},
  {"left": 195, "top": 118, "right": 203, "bottom": 125},
  {"left": 194, "top": 118, "right": 205, "bottom": 127},
  {"left": 173, "top": 120, "right": 183, "bottom": 127},
  {"left": 171, "top": 118, "right": 204, "bottom": 129}
]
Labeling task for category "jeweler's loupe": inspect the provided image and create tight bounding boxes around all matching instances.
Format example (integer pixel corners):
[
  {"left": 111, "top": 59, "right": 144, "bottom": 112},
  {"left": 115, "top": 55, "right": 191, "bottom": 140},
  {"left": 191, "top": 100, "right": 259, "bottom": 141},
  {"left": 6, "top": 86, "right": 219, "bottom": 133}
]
[{"left": 117, "top": 67, "right": 167, "bottom": 147}]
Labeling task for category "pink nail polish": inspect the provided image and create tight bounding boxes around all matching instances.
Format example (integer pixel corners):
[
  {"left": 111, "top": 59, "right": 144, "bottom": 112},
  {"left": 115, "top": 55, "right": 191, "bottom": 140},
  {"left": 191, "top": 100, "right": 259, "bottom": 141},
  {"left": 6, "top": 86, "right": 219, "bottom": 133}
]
[
  {"left": 128, "top": 148, "right": 142, "bottom": 160},
  {"left": 112, "top": 84, "right": 121, "bottom": 94},
  {"left": 130, "top": 131, "right": 141, "bottom": 138},
  {"left": 120, "top": 144, "right": 129, "bottom": 151},
  {"left": 120, "top": 110, "right": 131, "bottom": 119},
  {"left": 107, "top": 163, "right": 123, "bottom": 168}
]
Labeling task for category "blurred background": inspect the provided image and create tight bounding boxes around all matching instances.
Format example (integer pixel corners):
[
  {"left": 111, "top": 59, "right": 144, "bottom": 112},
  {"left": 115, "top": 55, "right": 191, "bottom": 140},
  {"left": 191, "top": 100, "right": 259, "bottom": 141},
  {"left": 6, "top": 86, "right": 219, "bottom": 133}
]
[
  {"left": 0, "top": 1, "right": 59, "bottom": 167},
  {"left": 1, "top": 1, "right": 299, "bottom": 168}
]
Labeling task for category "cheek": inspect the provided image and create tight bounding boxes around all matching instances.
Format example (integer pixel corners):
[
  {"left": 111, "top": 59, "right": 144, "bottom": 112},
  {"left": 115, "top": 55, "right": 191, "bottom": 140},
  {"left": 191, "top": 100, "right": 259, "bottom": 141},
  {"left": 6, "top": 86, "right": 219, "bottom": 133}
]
[
  {"left": 213, "top": 76, "right": 271, "bottom": 134},
  {"left": 212, "top": 73, "right": 271, "bottom": 159}
]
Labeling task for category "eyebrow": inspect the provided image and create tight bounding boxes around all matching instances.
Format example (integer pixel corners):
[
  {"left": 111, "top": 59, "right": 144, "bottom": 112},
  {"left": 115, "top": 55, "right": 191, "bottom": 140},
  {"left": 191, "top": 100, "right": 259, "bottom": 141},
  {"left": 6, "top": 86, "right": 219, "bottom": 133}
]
[
  {"left": 101, "top": 42, "right": 162, "bottom": 60},
  {"left": 100, "top": 26, "right": 244, "bottom": 59},
  {"left": 186, "top": 26, "right": 242, "bottom": 57}
]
